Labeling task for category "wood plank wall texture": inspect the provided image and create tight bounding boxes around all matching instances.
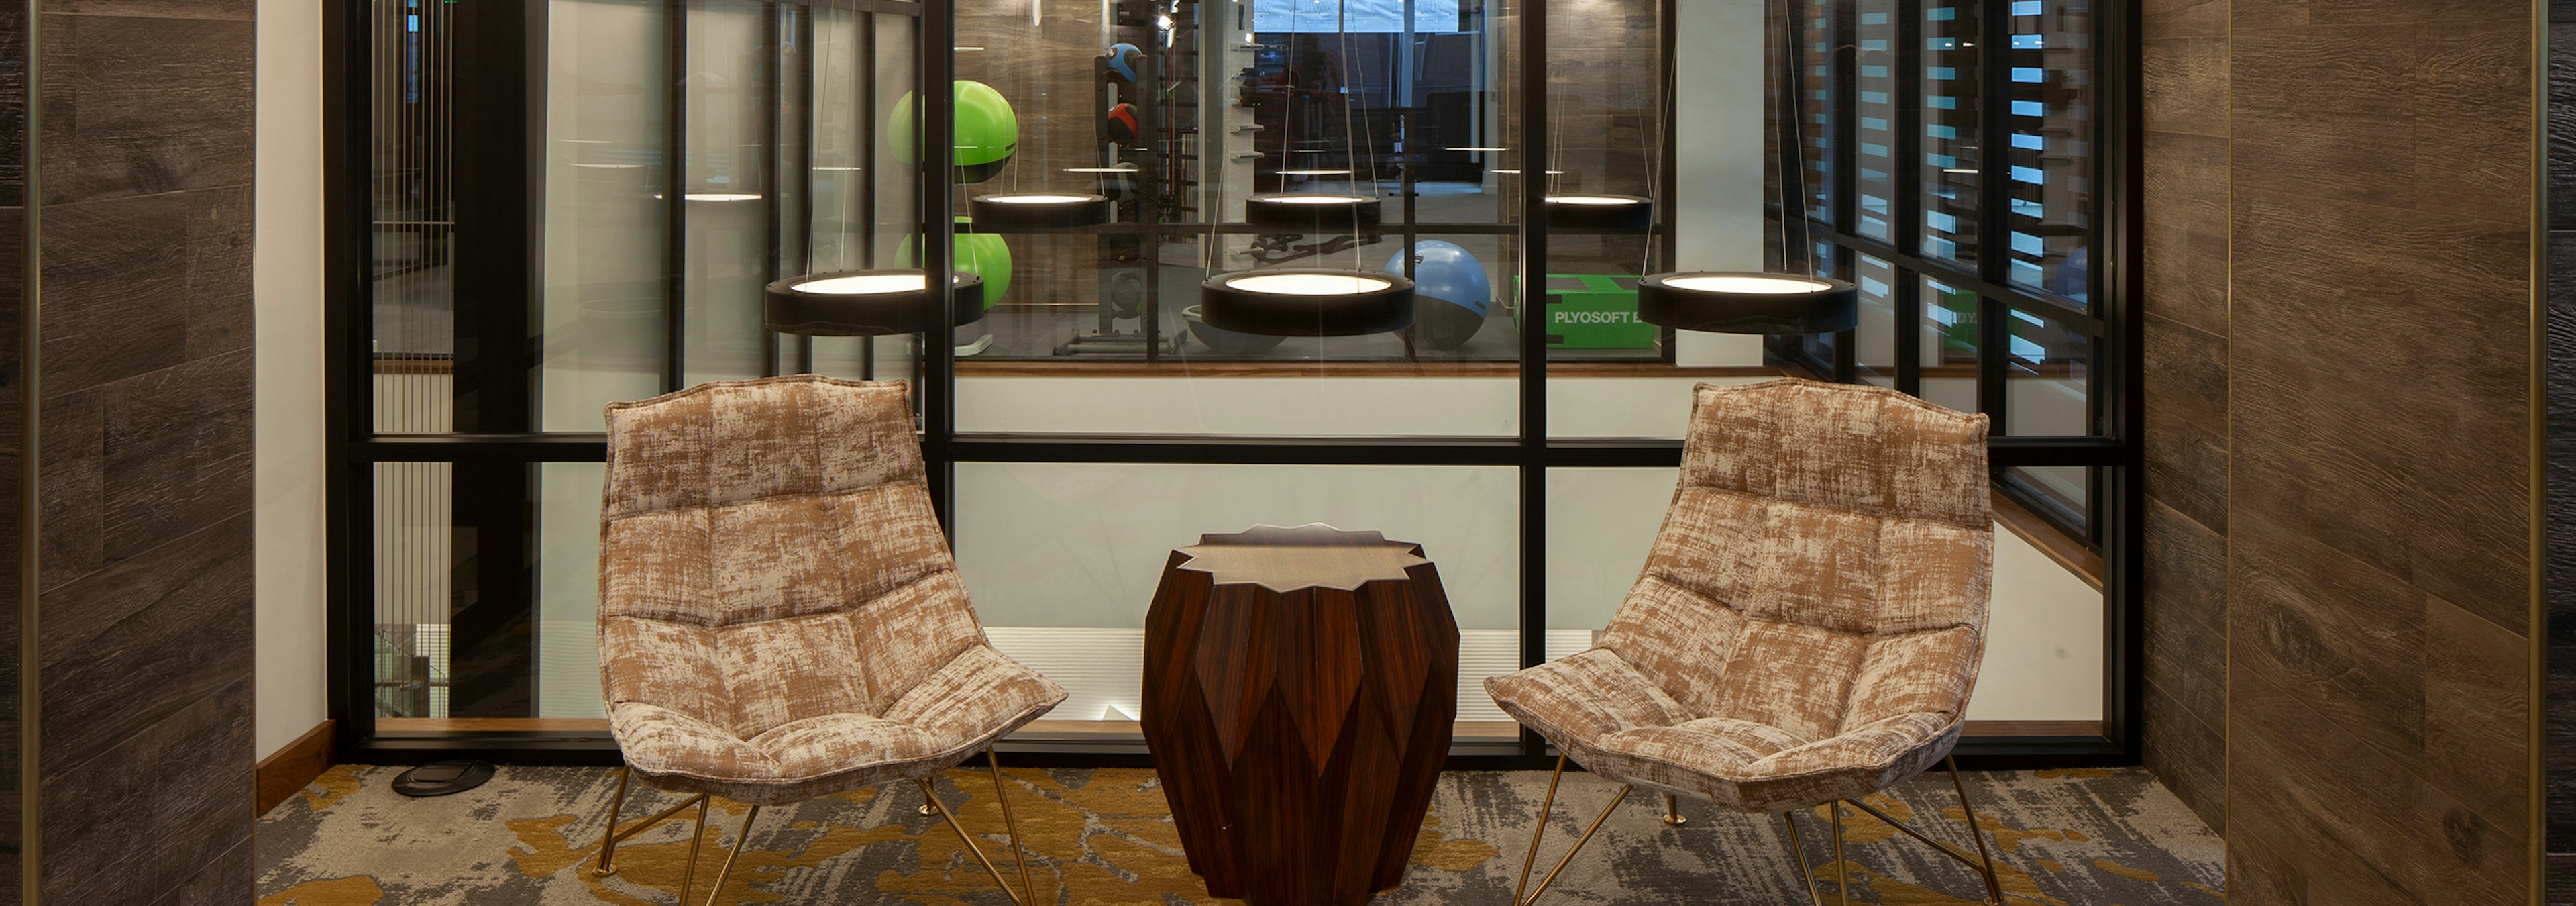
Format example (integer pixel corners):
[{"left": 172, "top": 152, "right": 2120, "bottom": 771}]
[
  {"left": 2151, "top": 0, "right": 2548, "bottom": 899},
  {"left": 2139, "top": 0, "right": 2230, "bottom": 837},
  {"left": 9, "top": 0, "right": 255, "bottom": 895},
  {"left": 2153, "top": 0, "right": 2538, "bottom": 901},
  {"left": 2549, "top": 0, "right": 2576, "bottom": 896}
]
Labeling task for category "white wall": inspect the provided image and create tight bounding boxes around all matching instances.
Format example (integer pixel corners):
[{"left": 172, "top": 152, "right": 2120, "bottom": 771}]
[
  {"left": 254, "top": 0, "right": 329, "bottom": 760},
  {"left": 1670, "top": 0, "right": 1768, "bottom": 370}
]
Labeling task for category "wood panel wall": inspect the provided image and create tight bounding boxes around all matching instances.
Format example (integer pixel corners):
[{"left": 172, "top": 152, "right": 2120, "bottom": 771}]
[
  {"left": 0, "top": 0, "right": 23, "bottom": 900},
  {"left": 2545, "top": 0, "right": 2576, "bottom": 895},
  {"left": 2222, "top": 1, "right": 2536, "bottom": 902},
  {"left": 16, "top": 0, "right": 258, "bottom": 895},
  {"left": 2139, "top": 0, "right": 2230, "bottom": 836}
]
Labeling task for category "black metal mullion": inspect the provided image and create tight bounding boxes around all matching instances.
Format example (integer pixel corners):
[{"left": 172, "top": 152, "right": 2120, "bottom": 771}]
[
  {"left": 795, "top": 5, "right": 816, "bottom": 374},
  {"left": 1973, "top": 0, "right": 2010, "bottom": 423},
  {"left": 1829, "top": 0, "right": 1856, "bottom": 245},
  {"left": 921, "top": 0, "right": 956, "bottom": 536},
  {"left": 1890, "top": 0, "right": 1922, "bottom": 395},
  {"left": 2099, "top": 0, "right": 2147, "bottom": 768},
  {"left": 663, "top": 0, "right": 690, "bottom": 391},
  {"left": 761, "top": 2, "right": 784, "bottom": 378},
  {"left": 1516, "top": 0, "right": 1550, "bottom": 758},
  {"left": 325, "top": 0, "right": 378, "bottom": 752}
]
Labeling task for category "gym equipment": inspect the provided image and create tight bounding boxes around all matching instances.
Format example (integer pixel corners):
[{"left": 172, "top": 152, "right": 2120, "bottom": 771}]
[
  {"left": 897, "top": 217, "right": 1013, "bottom": 306},
  {"left": 1513, "top": 274, "right": 1658, "bottom": 349},
  {"left": 1383, "top": 241, "right": 1490, "bottom": 350},
  {"left": 1104, "top": 42, "right": 1144, "bottom": 86},
  {"left": 1106, "top": 103, "right": 1141, "bottom": 146},
  {"left": 891, "top": 80, "right": 1018, "bottom": 183}
]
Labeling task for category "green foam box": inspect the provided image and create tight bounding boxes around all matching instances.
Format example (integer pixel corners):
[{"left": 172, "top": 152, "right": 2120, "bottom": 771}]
[{"left": 1511, "top": 274, "right": 1658, "bottom": 349}]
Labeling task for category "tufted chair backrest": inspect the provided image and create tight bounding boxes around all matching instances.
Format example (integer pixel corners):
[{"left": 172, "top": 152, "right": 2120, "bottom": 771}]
[
  {"left": 598, "top": 376, "right": 988, "bottom": 742},
  {"left": 1598, "top": 379, "right": 1992, "bottom": 747}
]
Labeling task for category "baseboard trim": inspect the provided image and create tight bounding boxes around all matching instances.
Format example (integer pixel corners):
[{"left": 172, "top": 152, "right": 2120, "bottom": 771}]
[{"left": 256, "top": 719, "right": 337, "bottom": 817}]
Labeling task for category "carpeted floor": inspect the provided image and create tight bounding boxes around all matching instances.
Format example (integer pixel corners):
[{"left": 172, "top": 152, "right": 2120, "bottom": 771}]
[{"left": 255, "top": 764, "right": 2224, "bottom": 905}]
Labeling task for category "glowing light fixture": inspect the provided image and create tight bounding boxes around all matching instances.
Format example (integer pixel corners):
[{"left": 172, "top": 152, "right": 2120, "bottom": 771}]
[
  {"left": 683, "top": 193, "right": 763, "bottom": 202},
  {"left": 1446, "top": 146, "right": 1508, "bottom": 152},
  {"left": 1278, "top": 168, "right": 1354, "bottom": 177},
  {"left": 968, "top": 192, "right": 1114, "bottom": 230},
  {"left": 1065, "top": 164, "right": 1139, "bottom": 174},
  {"left": 1244, "top": 193, "right": 1381, "bottom": 232},
  {"left": 763, "top": 269, "right": 986, "bottom": 336},
  {"left": 1199, "top": 268, "right": 1415, "bottom": 336},
  {"left": 1635, "top": 272, "right": 1858, "bottom": 334},
  {"left": 1544, "top": 194, "right": 1652, "bottom": 230},
  {"left": 1488, "top": 168, "right": 1566, "bottom": 176}
]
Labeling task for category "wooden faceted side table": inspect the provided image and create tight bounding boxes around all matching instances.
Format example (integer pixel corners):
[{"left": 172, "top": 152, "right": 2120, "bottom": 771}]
[{"left": 1140, "top": 524, "right": 1461, "bottom": 906}]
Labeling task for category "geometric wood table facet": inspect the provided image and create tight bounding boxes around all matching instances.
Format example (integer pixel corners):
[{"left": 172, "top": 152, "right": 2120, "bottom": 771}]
[{"left": 1140, "top": 524, "right": 1462, "bottom": 906}]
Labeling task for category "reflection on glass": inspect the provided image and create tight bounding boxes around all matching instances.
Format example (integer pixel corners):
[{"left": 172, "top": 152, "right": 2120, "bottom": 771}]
[
  {"left": 1801, "top": 0, "right": 1834, "bottom": 223},
  {"left": 1921, "top": 0, "right": 1978, "bottom": 262},
  {"left": 2004, "top": 0, "right": 2090, "bottom": 304},
  {"left": 2004, "top": 303, "right": 2092, "bottom": 435},
  {"left": 1853, "top": 0, "right": 1894, "bottom": 241},
  {"left": 1919, "top": 274, "right": 1976, "bottom": 412},
  {"left": 541, "top": 0, "right": 668, "bottom": 432},
  {"left": 1796, "top": 239, "right": 1839, "bottom": 370},
  {"left": 681, "top": 0, "right": 775, "bottom": 385},
  {"left": 956, "top": 462, "right": 1519, "bottom": 738},
  {"left": 2004, "top": 464, "right": 2090, "bottom": 537},
  {"left": 1855, "top": 253, "right": 1896, "bottom": 386}
]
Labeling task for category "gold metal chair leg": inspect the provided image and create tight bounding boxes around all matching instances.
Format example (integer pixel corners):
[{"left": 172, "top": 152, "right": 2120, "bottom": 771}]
[
  {"left": 1513, "top": 755, "right": 1568, "bottom": 905},
  {"left": 915, "top": 776, "right": 1028, "bottom": 905},
  {"left": 676, "top": 796, "right": 711, "bottom": 906},
  {"left": 1780, "top": 812, "right": 1827, "bottom": 906},
  {"left": 592, "top": 768, "right": 633, "bottom": 877},
  {"left": 986, "top": 748, "right": 1041, "bottom": 905},
  {"left": 592, "top": 768, "right": 712, "bottom": 883},
  {"left": 695, "top": 804, "right": 761, "bottom": 906},
  {"left": 1947, "top": 756, "right": 2006, "bottom": 905},
  {"left": 1519, "top": 781, "right": 1630, "bottom": 906},
  {"left": 1660, "top": 793, "right": 1686, "bottom": 827},
  {"left": 1829, "top": 803, "right": 1849, "bottom": 906}
]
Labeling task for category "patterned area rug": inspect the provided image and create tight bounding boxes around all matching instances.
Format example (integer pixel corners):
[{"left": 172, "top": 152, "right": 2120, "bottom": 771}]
[{"left": 256, "top": 765, "right": 2223, "bottom": 905}]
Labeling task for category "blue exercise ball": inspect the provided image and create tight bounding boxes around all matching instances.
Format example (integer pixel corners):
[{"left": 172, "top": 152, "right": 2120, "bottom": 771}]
[
  {"left": 1104, "top": 42, "right": 1144, "bottom": 85},
  {"left": 1383, "top": 241, "right": 1491, "bottom": 350}
]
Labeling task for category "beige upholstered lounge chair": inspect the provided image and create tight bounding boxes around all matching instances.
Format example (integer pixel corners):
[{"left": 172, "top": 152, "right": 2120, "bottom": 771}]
[
  {"left": 1486, "top": 379, "right": 2005, "bottom": 905},
  {"left": 590, "top": 375, "right": 1067, "bottom": 906}
]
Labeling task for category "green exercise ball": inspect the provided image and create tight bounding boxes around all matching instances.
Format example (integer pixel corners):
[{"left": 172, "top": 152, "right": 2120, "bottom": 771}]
[
  {"left": 891, "top": 81, "right": 1019, "bottom": 183},
  {"left": 898, "top": 217, "right": 1012, "bottom": 306}
]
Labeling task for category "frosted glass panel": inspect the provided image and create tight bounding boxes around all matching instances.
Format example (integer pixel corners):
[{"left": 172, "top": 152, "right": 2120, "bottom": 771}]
[
  {"left": 541, "top": 0, "right": 669, "bottom": 432},
  {"left": 955, "top": 462, "right": 1519, "bottom": 727},
  {"left": 536, "top": 463, "right": 608, "bottom": 718}
]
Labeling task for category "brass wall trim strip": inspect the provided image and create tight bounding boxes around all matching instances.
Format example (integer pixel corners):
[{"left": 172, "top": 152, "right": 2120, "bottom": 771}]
[{"left": 19, "top": 0, "right": 41, "bottom": 890}]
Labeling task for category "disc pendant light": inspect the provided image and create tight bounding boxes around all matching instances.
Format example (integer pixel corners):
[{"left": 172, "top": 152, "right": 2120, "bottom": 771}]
[
  {"left": 763, "top": 270, "right": 987, "bottom": 336},
  {"left": 1544, "top": 194, "right": 1652, "bottom": 231},
  {"left": 1636, "top": 0, "right": 1854, "bottom": 337},
  {"left": 968, "top": 192, "right": 1114, "bottom": 230},
  {"left": 1637, "top": 272, "right": 1858, "bottom": 334},
  {"left": 1199, "top": 269, "right": 1415, "bottom": 336},
  {"left": 1243, "top": 193, "right": 1382, "bottom": 232}
]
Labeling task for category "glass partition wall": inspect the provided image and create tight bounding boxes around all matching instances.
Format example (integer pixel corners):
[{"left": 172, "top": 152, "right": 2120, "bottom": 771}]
[{"left": 331, "top": 0, "right": 2140, "bottom": 764}]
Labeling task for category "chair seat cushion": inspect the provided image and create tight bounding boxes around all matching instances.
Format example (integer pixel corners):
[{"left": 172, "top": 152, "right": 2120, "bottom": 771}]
[
  {"left": 1487, "top": 651, "right": 1962, "bottom": 813},
  {"left": 612, "top": 644, "right": 1067, "bottom": 805}
]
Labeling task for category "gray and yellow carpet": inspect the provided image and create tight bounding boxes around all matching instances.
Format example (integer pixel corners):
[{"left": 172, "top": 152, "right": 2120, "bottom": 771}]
[{"left": 256, "top": 765, "right": 2223, "bottom": 905}]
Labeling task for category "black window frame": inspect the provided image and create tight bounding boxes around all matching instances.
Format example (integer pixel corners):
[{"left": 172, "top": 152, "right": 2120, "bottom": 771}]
[{"left": 321, "top": 0, "right": 2144, "bottom": 769}]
